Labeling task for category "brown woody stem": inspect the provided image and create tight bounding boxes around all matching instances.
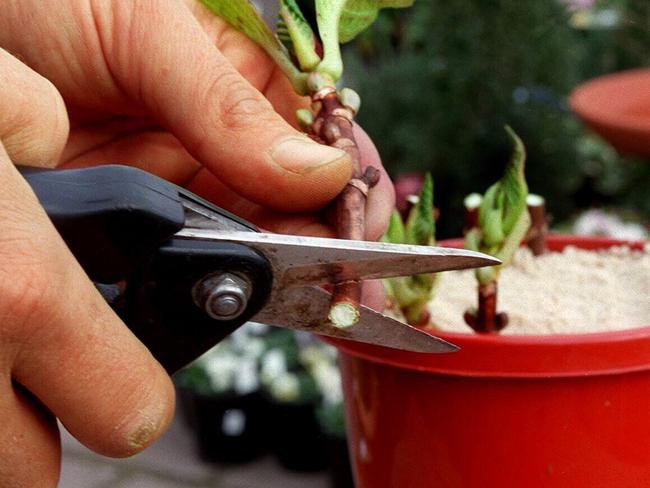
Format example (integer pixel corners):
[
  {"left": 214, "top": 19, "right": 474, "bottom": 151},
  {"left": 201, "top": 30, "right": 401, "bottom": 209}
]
[
  {"left": 463, "top": 193, "right": 483, "bottom": 235},
  {"left": 525, "top": 196, "right": 547, "bottom": 256},
  {"left": 309, "top": 83, "right": 380, "bottom": 327},
  {"left": 464, "top": 281, "right": 508, "bottom": 333},
  {"left": 464, "top": 207, "right": 480, "bottom": 235}
]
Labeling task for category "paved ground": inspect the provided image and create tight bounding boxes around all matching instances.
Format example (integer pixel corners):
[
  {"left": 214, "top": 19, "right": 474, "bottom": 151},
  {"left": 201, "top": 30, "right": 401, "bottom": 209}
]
[{"left": 58, "top": 409, "right": 330, "bottom": 488}]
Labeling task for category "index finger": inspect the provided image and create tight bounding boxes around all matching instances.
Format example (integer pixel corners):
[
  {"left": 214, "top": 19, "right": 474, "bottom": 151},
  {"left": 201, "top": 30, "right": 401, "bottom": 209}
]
[{"left": 98, "top": 0, "right": 352, "bottom": 212}]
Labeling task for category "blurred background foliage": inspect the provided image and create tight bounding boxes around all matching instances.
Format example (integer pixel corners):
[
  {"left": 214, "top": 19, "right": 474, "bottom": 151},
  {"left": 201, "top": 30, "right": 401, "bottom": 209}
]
[{"left": 337, "top": 0, "right": 650, "bottom": 237}]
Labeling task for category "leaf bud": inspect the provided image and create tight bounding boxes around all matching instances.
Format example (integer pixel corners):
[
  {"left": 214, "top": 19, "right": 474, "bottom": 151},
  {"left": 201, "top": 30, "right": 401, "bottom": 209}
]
[
  {"left": 464, "top": 193, "right": 483, "bottom": 210},
  {"left": 296, "top": 108, "right": 315, "bottom": 131},
  {"left": 526, "top": 193, "right": 545, "bottom": 207},
  {"left": 307, "top": 72, "right": 334, "bottom": 92},
  {"left": 337, "top": 87, "right": 361, "bottom": 114}
]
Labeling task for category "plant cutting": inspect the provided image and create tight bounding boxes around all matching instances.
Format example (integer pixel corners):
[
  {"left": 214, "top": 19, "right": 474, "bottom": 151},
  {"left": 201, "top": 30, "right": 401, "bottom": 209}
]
[
  {"left": 382, "top": 172, "right": 437, "bottom": 326},
  {"left": 200, "top": 0, "right": 415, "bottom": 328},
  {"left": 384, "top": 133, "right": 545, "bottom": 332},
  {"left": 462, "top": 126, "right": 531, "bottom": 333}
]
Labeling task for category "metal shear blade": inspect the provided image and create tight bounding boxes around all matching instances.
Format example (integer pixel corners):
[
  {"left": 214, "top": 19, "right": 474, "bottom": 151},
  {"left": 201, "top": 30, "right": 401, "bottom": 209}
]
[
  {"left": 251, "top": 287, "right": 459, "bottom": 354},
  {"left": 176, "top": 228, "right": 500, "bottom": 353},
  {"left": 176, "top": 228, "right": 498, "bottom": 284}
]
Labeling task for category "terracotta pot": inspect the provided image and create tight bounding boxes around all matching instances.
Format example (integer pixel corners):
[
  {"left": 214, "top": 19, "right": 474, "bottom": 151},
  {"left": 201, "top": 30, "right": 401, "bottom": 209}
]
[
  {"left": 570, "top": 68, "right": 650, "bottom": 158},
  {"left": 329, "top": 235, "right": 649, "bottom": 487}
]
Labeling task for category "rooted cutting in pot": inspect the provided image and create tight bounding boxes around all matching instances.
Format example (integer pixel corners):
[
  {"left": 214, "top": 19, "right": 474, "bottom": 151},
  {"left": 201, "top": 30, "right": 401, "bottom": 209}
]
[
  {"left": 463, "top": 126, "right": 531, "bottom": 333},
  {"left": 432, "top": 240, "right": 650, "bottom": 335}
]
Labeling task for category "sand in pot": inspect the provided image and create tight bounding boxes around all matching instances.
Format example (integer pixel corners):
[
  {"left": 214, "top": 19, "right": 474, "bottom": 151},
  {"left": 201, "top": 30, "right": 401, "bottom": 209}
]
[{"left": 429, "top": 244, "right": 650, "bottom": 335}]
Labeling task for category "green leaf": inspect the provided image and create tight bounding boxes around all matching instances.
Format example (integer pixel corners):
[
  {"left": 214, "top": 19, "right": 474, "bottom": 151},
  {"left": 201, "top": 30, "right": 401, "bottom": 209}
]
[
  {"left": 405, "top": 172, "right": 435, "bottom": 246},
  {"left": 495, "top": 207, "right": 531, "bottom": 267},
  {"left": 279, "top": 0, "right": 321, "bottom": 71},
  {"left": 471, "top": 126, "right": 529, "bottom": 286},
  {"left": 377, "top": 0, "right": 416, "bottom": 5},
  {"left": 474, "top": 209, "right": 530, "bottom": 286},
  {"left": 200, "top": 0, "right": 309, "bottom": 94},
  {"left": 499, "top": 126, "right": 528, "bottom": 235},
  {"left": 383, "top": 209, "right": 405, "bottom": 244},
  {"left": 314, "top": 0, "right": 346, "bottom": 80},
  {"left": 339, "top": 0, "right": 416, "bottom": 43},
  {"left": 464, "top": 228, "right": 482, "bottom": 253},
  {"left": 478, "top": 125, "right": 528, "bottom": 248},
  {"left": 382, "top": 277, "right": 395, "bottom": 301},
  {"left": 388, "top": 272, "right": 438, "bottom": 325},
  {"left": 410, "top": 270, "right": 436, "bottom": 291},
  {"left": 314, "top": 0, "right": 416, "bottom": 80},
  {"left": 478, "top": 186, "right": 504, "bottom": 248},
  {"left": 381, "top": 172, "right": 436, "bottom": 325},
  {"left": 387, "top": 277, "right": 420, "bottom": 307}
]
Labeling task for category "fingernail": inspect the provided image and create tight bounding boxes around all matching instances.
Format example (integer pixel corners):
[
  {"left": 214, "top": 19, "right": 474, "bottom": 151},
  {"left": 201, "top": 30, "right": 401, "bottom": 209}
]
[
  {"left": 124, "top": 378, "right": 174, "bottom": 454},
  {"left": 270, "top": 137, "right": 349, "bottom": 174},
  {"left": 128, "top": 418, "right": 158, "bottom": 452}
]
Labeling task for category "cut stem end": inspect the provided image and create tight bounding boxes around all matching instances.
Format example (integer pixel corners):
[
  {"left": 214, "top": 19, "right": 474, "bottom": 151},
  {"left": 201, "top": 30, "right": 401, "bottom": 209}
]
[{"left": 329, "top": 302, "right": 361, "bottom": 328}]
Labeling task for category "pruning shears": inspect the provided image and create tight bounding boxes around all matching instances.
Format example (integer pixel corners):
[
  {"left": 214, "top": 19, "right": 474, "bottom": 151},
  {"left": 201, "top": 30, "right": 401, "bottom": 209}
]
[{"left": 20, "top": 165, "right": 499, "bottom": 373}]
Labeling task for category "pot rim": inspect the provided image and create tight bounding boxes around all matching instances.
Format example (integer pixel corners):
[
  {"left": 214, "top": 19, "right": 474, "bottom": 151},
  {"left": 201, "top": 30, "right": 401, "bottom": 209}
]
[
  {"left": 569, "top": 68, "right": 650, "bottom": 135},
  {"left": 327, "top": 235, "right": 650, "bottom": 379}
]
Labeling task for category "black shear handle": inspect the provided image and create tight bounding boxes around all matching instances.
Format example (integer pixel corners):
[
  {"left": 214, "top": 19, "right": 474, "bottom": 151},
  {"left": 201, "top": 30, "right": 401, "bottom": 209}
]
[
  {"left": 19, "top": 165, "right": 273, "bottom": 373},
  {"left": 20, "top": 165, "right": 186, "bottom": 283}
]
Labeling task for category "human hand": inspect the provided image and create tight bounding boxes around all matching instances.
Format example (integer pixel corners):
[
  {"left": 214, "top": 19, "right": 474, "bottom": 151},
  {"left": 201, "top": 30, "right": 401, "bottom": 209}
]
[
  {"left": 0, "top": 1, "right": 393, "bottom": 484},
  {"left": 0, "top": 48, "right": 174, "bottom": 486},
  {"left": 0, "top": 0, "right": 394, "bottom": 239}
]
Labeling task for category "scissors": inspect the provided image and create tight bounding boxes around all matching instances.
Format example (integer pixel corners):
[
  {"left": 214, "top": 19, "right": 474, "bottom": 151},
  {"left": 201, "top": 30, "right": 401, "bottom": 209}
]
[{"left": 20, "top": 165, "right": 499, "bottom": 373}]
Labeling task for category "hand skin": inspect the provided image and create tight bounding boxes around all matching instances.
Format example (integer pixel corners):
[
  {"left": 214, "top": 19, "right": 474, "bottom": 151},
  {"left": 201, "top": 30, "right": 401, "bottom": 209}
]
[{"left": 0, "top": 1, "right": 394, "bottom": 486}]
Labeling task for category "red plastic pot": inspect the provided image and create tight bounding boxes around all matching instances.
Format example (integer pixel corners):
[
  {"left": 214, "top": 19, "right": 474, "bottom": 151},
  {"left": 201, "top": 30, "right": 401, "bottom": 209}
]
[
  {"left": 328, "top": 235, "right": 649, "bottom": 487},
  {"left": 570, "top": 68, "right": 650, "bottom": 158}
]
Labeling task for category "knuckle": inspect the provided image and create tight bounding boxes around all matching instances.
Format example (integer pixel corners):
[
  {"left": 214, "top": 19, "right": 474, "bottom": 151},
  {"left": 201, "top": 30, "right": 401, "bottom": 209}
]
[
  {"left": 0, "top": 261, "right": 51, "bottom": 329},
  {"left": 41, "top": 78, "right": 69, "bottom": 147},
  {"left": 0, "top": 229, "right": 60, "bottom": 332},
  {"left": 2, "top": 71, "right": 69, "bottom": 166},
  {"left": 208, "top": 71, "right": 275, "bottom": 131}
]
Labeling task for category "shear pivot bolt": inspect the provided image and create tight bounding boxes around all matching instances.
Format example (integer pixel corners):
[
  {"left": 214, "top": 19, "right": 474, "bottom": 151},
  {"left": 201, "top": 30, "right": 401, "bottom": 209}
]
[{"left": 193, "top": 273, "right": 251, "bottom": 321}]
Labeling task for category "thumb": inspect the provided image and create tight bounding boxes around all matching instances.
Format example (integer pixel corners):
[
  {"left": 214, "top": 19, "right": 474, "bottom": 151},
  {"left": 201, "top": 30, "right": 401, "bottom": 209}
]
[{"left": 104, "top": 0, "right": 351, "bottom": 212}]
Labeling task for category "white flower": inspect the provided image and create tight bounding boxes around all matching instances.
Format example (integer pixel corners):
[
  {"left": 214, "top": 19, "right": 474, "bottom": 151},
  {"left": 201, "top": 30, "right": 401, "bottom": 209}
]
[
  {"left": 295, "top": 331, "right": 317, "bottom": 348},
  {"left": 229, "top": 327, "right": 250, "bottom": 350},
  {"left": 244, "top": 322, "right": 270, "bottom": 336},
  {"left": 562, "top": 0, "right": 595, "bottom": 12},
  {"left": 312, "top": 363, "right": 343, "bottom": 405},
  {"left": 203, "top": 353, "right": 238, "bottom": 393},
  {"left": 270, "top": 373, "right": 300, "bottom": 402},
  {"left": 234, "top": 358, "right": 259, "bottom": 395},
  {"left": 261, "top": 349, "right": 287, "bottom": 385},
  {"left": 321, "top": 343, "right": 339, "bottom": 361},
  {"left": 240, "top": 337, "right": 265, "bottom": 359},
  {"left": 300, "top": 345, "right": 328, "bottom": 368},
  {"left": 574, "top": 209, "right": 648, "bottom": 240}
]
